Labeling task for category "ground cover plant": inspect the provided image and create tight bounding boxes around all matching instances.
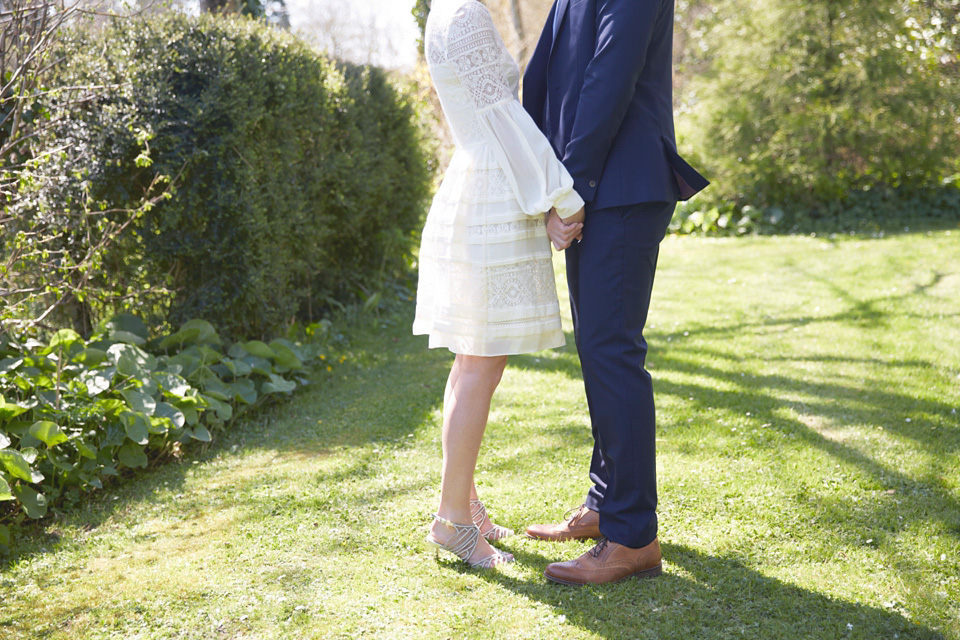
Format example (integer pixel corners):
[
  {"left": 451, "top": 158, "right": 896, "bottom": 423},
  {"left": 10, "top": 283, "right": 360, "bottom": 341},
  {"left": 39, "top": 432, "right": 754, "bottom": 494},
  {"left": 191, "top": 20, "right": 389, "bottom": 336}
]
[
  {"left": 0, "top": 315, "right": 332, "bottom": 549},
  {"left": 0, "top": 232, "right": 957, "bottom": 639}
]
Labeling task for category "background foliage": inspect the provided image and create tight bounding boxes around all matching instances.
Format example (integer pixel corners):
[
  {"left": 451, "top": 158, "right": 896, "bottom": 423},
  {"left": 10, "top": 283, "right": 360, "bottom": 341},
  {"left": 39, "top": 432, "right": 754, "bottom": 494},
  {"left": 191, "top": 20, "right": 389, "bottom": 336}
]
[
  {"left": 674, "top": 0, "right": 960, "bottom": 232},
  {"left": 3, "top": 12, "right": 432, "bottom": 339}
]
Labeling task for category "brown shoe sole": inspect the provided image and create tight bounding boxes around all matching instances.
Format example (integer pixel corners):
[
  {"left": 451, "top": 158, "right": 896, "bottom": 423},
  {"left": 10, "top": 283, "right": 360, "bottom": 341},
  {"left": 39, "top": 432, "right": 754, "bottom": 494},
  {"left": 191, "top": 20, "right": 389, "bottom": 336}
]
[{"left": 544, "top": 563, "right": 663, "bottom": 586}]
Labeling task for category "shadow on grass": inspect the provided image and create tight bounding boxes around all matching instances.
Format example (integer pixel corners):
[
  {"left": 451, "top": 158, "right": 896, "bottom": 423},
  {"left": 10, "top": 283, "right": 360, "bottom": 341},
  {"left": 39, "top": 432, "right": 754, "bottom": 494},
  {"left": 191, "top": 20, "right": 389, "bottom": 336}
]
[
  {"left": 506, "top": 292, "right": 960, "bottom": 625},
  {"left": 511, "top": 266, "right": 960, "bottom": 508},
  {"left": 470, "top": 542, "right": 943, "bottom": 639}
]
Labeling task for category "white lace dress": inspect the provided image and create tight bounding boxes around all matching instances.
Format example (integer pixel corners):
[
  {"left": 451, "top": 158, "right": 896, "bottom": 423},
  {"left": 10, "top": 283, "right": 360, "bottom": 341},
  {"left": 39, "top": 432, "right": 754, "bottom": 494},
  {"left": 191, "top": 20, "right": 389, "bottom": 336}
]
[{"left": 413, "top": 0, "right": 584, "bottom": 356}]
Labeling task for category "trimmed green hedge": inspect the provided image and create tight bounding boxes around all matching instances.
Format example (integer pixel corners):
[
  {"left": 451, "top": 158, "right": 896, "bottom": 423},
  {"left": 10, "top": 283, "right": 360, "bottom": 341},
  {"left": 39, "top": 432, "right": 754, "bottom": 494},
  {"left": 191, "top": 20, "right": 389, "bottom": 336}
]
[{"left": 6, "top": 13, "right": 431, "bottom": 339}]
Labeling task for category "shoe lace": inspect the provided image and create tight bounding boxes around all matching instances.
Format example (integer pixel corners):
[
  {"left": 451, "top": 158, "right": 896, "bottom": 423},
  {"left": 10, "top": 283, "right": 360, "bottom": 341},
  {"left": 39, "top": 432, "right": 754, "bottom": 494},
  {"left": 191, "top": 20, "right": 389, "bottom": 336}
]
[
  {"left": 590, "top": 536, "right": 609, "bottom": 558},
  {"left": 563, "top": 504, "right": 587, "bottom": 523}
]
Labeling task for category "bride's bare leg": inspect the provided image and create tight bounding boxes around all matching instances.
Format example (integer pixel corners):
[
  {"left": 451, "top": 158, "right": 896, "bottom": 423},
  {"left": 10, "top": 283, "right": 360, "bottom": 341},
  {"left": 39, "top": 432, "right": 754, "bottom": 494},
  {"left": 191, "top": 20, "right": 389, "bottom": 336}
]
[{"left": 431, "top": 354, "right": 507, "bottom": 562}]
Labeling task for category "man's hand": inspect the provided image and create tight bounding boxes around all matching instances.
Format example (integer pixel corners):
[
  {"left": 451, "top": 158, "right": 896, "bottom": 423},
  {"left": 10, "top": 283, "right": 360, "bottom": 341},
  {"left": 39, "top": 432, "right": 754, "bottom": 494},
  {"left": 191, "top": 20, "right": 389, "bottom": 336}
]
[{"left": 546, "top": 207, "right": 584, "bottom": 251}]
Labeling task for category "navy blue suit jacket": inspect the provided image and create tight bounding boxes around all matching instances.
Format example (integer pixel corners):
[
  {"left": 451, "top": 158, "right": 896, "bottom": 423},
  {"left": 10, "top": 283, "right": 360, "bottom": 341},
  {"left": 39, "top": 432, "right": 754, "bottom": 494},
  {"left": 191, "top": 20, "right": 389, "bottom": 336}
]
[{"left": 523, "top": 0, "right": 707, "bottom": 211}]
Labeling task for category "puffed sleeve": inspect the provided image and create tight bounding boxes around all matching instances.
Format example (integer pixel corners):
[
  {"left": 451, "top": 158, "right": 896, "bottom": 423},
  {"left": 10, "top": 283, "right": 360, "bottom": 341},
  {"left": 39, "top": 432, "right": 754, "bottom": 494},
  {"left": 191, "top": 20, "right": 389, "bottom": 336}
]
[{"left": 446, "top": 3, "right": 584, "bottom": 219}]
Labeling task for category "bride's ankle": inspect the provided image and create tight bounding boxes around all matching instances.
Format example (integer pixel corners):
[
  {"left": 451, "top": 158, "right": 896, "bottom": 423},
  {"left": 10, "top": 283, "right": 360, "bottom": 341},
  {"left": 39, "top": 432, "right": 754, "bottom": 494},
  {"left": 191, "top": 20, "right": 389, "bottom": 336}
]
[{"left": 435, "top": 506, "right": 472, "bottom": 526}]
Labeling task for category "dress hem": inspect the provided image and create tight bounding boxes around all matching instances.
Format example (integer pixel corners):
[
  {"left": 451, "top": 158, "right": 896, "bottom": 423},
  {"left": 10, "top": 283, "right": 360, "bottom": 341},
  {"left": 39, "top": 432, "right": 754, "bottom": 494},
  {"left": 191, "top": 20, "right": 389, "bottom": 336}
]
[{"left": 412, "top": 326, "right": 565, "bottom": 357}]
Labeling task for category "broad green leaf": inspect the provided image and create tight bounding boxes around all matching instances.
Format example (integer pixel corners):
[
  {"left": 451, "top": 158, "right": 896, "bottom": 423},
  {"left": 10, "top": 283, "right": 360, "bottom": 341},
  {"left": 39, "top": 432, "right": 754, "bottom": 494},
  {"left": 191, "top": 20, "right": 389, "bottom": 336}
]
[
  {"left": 240, "top": 340, "right": 276, "bottom": 360},
  {"left": 201, "top": 395, "right": 233, "bottom": 421},
  {"left": 0, "top": 357, "right": 23, "bottom": 374},
  {"left": 0, "top": 433, "right": 9, "bottom": 449},
  {"left": 171, "top": 399, "right": 199, "bottom": 426},
  {"left": 210, "top": 361, "right": 236, "bottom": 379},
  {"left": 36, "top": 390, "right": 59, "bottom": 408},
  {"left": 72, "top": 348, "right": 108, "bottom": 366},
  {"left": 77, "top": 442, "right": 98, "bottom": 459},
  {"left": 78, "top": 473, "right": 103, "bottom": 490},
  {"left": 3, "top": 421, "right": 32, "bottom": 438},
  {"left": 16, "top": 431, "right": 42, "bottom": 449},
  {"left": 155, "top": 402, "right": 186, "bottom": 429},
  {"left": 105, "top": 314, "right": 149, "bottom": 341},
  {"left": 268, "top": 342, "right": 303, "bottom": 370},
  {"left": 148, "top": 416, "right": 171, "bottom": 435},
  {"left": 262, "top": 373, "right": 297, "bottom": 395},
  {"left": 190, "top": 424, "right": 212, "bottom": 442},
  {"left": 81, "top": 371, "right": 111, "bottom": 396},
  {"left": 227, "top": 343, "right": 248, "bottom": 359},
  {"left": 100, "top": 425, "right": 126, "bottom": 448},
  {"left": 117, "top": 441, "right": 148, "bottom": 468},
  {"left": 46, "top": 450, "right": 75, "bottom": 472},
  {"left": 121, "top": 411, "right": 150, "bottom": 445},
  {"left": 159, "top": 327, "right": 201, "bottom": 350},
  {"left": 28, "top": 421, "right": 68, "bottom": 447},
  {"left": 19, "top": 447, "right": 39, "bottom": 464},
  {"left": 108, "top": 330, "right": 147, "bottom": 346},
  {"left": 179, "top": 319, "right": 221, "bottom": 345},
  {"left": 13, "top": 484, "right": 48, "bottom": 519},
  {"left": 0, "top": 450, "right": 43, "bottom": 483},
  {"left": 242, "top": 355, "right": 273, "bottom": 376},
  {"left": 229, "top": 379, "right": 257, "bottom": 405},
  {"left": 152, "top": 372, "right": 192, "bottom": 397},
  {"left": 196, "top": 345, "right": 222, "bottom": 366},
  {"left": 201, "top": 378, "right": 232, "bottom": 401},
  {"left": 230, "top": 358, "right": 252, "bottom": 377},
  {"left": 95, "top": 398, "right": 126, "bottom": 415},
  {"left": 48, "top": 329, "right": 82, "bottom": 350},
  {"left": 164, "top": 353, "right": 201, "bottom": 379},
  {"left": 108, "top": 343, "right": 157, "bottom": 379},
  {"left": 0, "top": 524, "right": 9, "bottom": 547},
  {"left": 21, "top": 355, "right": 57, "bottom": 372},
  {"left": 270, "top": 338, "right": 307, "bottom": 361},
  {"left": 121, "top": 390, "right": 157, "bottom": 416},
  {"left": 0, "top": 476, "right": 13, "bottom": 501},
  {"left": 0, "top": 397, "right": 28, "bottom": 423}
]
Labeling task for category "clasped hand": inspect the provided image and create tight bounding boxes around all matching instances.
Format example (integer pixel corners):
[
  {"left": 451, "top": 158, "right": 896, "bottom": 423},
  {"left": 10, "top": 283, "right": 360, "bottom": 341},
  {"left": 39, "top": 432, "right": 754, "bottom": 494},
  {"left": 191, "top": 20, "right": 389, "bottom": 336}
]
[{"left": 545, "top": 207, "right": 585, "bottom": 251}]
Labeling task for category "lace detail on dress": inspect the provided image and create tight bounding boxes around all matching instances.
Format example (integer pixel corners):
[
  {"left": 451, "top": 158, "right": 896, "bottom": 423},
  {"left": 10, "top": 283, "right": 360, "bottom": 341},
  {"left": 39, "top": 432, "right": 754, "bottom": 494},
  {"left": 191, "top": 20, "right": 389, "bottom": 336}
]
[
  {"left": 465, "top": 217, "right": 544, "bottom": 239},
  {"left": 447, "top": 25, "right": 511, "bottom": 109},
  {"left": 462, "top": 167, "right": 514, "bottom": 202},
  {"left": 425, "top": 0, "right": 518, "bottom": 147},
  {"left": 486, "top": 259, "right": 556, "bottom": 312}
]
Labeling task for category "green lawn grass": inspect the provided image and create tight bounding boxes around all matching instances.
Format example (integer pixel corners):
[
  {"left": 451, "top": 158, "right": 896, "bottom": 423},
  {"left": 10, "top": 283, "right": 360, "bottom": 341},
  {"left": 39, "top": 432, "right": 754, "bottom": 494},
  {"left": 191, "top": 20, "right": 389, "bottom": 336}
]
[{"left": 1, "top": 232, "right": 958, "bottom": 639}]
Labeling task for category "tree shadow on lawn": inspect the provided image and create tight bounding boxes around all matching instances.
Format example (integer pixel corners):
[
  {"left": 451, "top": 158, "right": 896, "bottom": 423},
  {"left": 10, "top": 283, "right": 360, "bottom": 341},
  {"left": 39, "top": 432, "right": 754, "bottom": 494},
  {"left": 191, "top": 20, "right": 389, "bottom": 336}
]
[
  {"left": 469, "top": 542, "right": 943, "bottom": 639},
  {"left": 507, "top": 324, "right": 960, "bottom": 613},
  {"left": 511, "top": 298, "right": 959, "bottom": 501}
]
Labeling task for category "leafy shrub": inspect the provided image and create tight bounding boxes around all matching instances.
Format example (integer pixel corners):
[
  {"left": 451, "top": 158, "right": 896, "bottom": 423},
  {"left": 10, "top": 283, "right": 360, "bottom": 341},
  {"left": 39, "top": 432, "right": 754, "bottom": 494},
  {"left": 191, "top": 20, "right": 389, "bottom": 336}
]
[
  {"left": 675, "top": 0, "right": 960, "bottom": 220},
  {"left": 0, "top": 313, "right": 331, "bottom": 549},
  {"left": 4, "top": 13, "right": 431, "bottom": 339},
  {"left": 669, "top": 181, "right": 960, "bottom": 236}
]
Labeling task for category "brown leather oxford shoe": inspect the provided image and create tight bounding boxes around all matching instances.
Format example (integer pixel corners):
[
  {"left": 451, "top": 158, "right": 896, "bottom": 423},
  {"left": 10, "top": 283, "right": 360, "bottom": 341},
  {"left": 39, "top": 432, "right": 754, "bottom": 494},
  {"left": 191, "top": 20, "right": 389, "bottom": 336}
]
[
  {"left": 544, "top": 536, "right": 662, "bottom": 585},
  {"left": 525, "top": 504, "right": 601, "bottom": 541}
]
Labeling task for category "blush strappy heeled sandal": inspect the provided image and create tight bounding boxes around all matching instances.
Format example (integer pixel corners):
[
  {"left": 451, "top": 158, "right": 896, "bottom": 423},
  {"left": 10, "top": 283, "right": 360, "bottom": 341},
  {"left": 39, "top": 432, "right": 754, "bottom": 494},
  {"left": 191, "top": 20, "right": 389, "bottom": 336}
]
[
  {"left": 470, "top": 499, "right": 514, "bottom": 541},
  {"left": 426, "top": 514, "right": 514, "bottom": 569}
]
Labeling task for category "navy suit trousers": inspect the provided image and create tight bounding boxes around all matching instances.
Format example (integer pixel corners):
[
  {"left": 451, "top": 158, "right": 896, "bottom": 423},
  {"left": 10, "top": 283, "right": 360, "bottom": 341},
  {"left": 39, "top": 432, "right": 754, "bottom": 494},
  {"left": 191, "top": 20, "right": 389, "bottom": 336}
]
[{"left": 565, "top": 201, "right": 675, "bottom": 549}]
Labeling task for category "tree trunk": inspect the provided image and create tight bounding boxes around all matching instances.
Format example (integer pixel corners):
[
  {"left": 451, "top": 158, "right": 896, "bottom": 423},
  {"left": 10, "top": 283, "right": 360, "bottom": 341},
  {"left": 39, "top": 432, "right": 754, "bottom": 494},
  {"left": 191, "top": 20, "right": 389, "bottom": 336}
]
[{"left": 507, "top": 0, "right": 527, "bottom": 64}]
